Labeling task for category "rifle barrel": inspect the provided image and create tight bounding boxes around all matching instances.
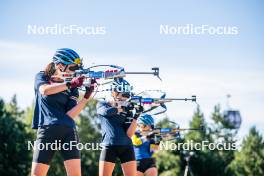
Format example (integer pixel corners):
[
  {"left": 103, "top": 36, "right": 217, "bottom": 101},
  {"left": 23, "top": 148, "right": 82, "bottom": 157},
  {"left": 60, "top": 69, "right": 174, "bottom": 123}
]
[
  {"left": 140, "top": 127, "right": 203, "bottom": 136},
  {"left": 154, "top": 97, "right": 196, "bottom": 102},
  {"left": 165, "top": 98, "right": 194, "bottom": 101},
  {"left": 126, "top": 71, "right": 156, "bottom": 75}
]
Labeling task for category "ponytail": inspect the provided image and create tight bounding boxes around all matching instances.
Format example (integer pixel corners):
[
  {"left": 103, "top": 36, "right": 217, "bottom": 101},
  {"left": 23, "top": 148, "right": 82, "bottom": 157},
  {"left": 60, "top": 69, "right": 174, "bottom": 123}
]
[{"left": 44, "top": 62, "right": 56, "bottom": 79}]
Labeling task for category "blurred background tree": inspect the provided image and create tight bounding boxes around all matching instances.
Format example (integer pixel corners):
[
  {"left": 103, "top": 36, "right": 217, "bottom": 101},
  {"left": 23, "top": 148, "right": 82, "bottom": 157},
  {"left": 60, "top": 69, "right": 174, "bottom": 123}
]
[
  {"left": 78, "top": 99, "right": 102, "bottom": 176},
  {"left": 156, "top": 105, "right": 239, "bottom": 176},
  {"left": 0, "top": 96, "right": 33, "bottom": 176},
  {"left": 228, "top": 126, "right": 264, "bottom": 176},
  {"left": 155, "top": 116, "right": 182, "bottom": 176}
]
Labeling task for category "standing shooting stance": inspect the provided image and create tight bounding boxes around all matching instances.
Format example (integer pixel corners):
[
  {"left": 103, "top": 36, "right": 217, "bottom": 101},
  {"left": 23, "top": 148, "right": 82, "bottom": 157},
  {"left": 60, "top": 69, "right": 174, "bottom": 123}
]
[
  {"left": 96, "top": 78, "right": 143, "bottom": 176},
  {"left": 132, "top": 114, "right": 160, "bottom": 176},
  {"left": 31, "top": 48, "right": 95, "bottom": 176}
]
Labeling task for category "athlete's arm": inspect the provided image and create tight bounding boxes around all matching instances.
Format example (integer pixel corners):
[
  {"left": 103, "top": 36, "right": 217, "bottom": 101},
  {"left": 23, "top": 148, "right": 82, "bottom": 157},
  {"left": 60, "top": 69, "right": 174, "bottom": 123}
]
[
  {"left": 127, "top": 106, "right": 143, "bottom": 138},
  {"left": 39, "top": 76, "right": 84, "bottom": 96},
  {"left": 97, "top": 102, "right": 123, "bottom": 117},
  {"left": 66, "top": 98, "right": 89, "bottom": 118},
  {"left": 39, "top": 83, "right": 68, "bottom": 95},
  {"left": 67, "top": 86, "right": 94, "bottom": 119},
  {"left": 127, "top": 119, "right": 137, "bottom": 138}
]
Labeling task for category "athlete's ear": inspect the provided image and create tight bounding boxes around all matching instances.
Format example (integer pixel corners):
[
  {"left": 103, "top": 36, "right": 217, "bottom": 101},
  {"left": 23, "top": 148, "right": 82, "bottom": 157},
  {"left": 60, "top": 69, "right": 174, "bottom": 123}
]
[
  {"left": 111, "top": 91, "right": 115, "bottom": 97},
  {"left": 111, "top": 91, "right": 118, "bottom": 98},
  {"left": 56, "top": 63, "right": 67, "bottom": 72},
  {"left": 55, "top": 63, "right": 62, "bottom": 69}
]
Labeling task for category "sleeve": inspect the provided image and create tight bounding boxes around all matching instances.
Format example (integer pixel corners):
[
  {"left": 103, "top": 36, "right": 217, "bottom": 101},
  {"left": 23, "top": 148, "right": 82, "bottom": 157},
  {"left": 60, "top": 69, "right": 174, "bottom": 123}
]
[
  {"left": 132, "top": 131, "right": 148, "bottom": 146},
  {"left": 34, "top": 72, "right": 49, "bottom": 92},
  {"left": 31, "top": 97, "right": 40, "bottom": 129},
  {"left": 96, "top": 101, "right": 118, "bottom": 117},
  {"left": 149, "top": 138, "right": 156, "bottom": 145},
  {"left": 132, "top": 133, "right": 143, "bottom": 146},
  {"left": 66, "top": 88, "right": 79, "bottom": 111},
  {"left": 149, "top": 137, "right": 160, "bottom": 158}
]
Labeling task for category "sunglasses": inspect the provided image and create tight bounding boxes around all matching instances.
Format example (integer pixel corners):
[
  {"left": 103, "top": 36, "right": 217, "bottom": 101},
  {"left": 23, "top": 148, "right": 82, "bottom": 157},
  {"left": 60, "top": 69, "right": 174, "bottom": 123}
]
[
  {"left": 116, "top": 92, "right": 131, "bottom": 98},
  {"left": 137, "top": 124, "right": 146, "bottom": 128},
  {"left": 68, "top": 65, "right": 81, "bottom": 71},
  {"left": 121, "top": 93, "right": 131, "bottom": 98}
]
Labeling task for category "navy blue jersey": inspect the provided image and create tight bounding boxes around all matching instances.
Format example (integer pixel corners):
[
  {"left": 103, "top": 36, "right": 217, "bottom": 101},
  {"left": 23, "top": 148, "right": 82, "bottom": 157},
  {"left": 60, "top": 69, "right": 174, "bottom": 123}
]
[
  {"left": 32, "top": 71, "right": 79, "bottom": 129},
  {"left": 96, "top": 101, "right": 132, "bottom": 146},
  {"left": 132, "top": 131, "right": 156, "bottom": 160}
]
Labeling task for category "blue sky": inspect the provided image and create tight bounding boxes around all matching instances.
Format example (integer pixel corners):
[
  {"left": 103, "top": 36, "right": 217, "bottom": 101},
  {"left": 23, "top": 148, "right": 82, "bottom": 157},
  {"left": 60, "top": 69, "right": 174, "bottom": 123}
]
[{"left": 0, "top": 0, "right": 263, "bottom": 141}]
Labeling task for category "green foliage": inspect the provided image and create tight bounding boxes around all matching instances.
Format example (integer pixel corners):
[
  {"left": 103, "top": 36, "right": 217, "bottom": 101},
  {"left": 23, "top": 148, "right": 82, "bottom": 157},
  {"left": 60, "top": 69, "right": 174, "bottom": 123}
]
[
  {"left": 183, "top": 106, "right": 217, "bottom": 176},
  {"left": 185, "top": 106, "right": 207, "bottom": 142},
  {"left": 0, "top": 96, "right": 33, "bottom": 176},
  {"left": 155, "top": 117, "right": 183, "bottom": 175},
  {"left": 5, "top": 95, "right": 24, "bottom": 118},
  {"left": 228, "top": 127, "right": 264, "bottom": 176},
  {"left": 183, "top": 105, "right": 236, "bottom": 176},
  {"left": 210, "top": 105, "right": 238, "bottom": 142},
  {"left": 48, "top": 153, "right": 67, "bottom": 176},
  {"left": 156, "top": 150, "right": 181, "bottom": 176},
  {"left": 156, "top": 116, "right": 177, "bottom": 128},
  {"left": 78, "top": 99, "right": 102, "bottom": 175},
  {"left": 112, "top": 160, "right": 123, "bottom": 176}
]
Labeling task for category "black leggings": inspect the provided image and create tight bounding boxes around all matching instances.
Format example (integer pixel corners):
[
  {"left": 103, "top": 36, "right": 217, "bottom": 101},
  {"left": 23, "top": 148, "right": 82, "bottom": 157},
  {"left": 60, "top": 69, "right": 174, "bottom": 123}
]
[
  {"left": 137, "top": 158, "right": 156, "bottom": 173},
  {"left": 100, "top": 145, "right": 135, "bottom": 164},
  {"left": 32, "top": 125, "right": 80, "bottom": 164}
]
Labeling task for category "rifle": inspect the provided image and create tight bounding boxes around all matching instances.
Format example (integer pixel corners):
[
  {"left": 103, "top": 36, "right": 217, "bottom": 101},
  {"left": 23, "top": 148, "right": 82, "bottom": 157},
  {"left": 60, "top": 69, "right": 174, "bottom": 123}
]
[
  {"left": 126, "top": 91, "right": 197, "bottom": 115},
  {"left": 140, "top": 126, "right": 204, "bottom": 141},
  {"left": 53, "top": 65, "right": 161, "bottom": 85}
]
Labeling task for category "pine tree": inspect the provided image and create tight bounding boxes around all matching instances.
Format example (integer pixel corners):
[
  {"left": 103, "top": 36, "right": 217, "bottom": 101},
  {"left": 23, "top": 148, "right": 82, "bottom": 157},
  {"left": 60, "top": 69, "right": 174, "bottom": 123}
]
[
  {"left": 183, "top": 105, "right": 237, "bottom": 176},
  {"left": 156, "top": 150, "right": 182, "bottom": 176},
  {"left": 155, "top": 117, "right": 183, "bottom": 175},
  {"left": 183, "top": 106, "right": 213, "bottom": 176},
  {"left": 0, "top": 97, "right": 33, "bottom": 176},
  {"left": 228, "top": 127, "right": 264, "bottom": 176},
  {"left": 185, "top": 106, "right": 207, "bottom": 142}
]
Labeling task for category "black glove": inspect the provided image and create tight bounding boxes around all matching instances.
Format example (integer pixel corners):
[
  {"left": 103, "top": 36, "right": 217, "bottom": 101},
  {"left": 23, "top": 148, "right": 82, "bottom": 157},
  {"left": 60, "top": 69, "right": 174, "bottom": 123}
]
[
  {"left": 84, "top": 86, "right": 94, "bottom": 99},
  {"left": 91, "top": 78, "right": 97, "bottom": 84},
  {"left": 84, "top": 79, "right": 97, "bottom": 99},
  {"left": 133, "top": 113, "right": 140, "bottom": 120},
  {"left": 146, "top": 131, "right": 155, "bottom": 139},
  {"left": 121, "top": 105, "right": 133, "bottom": 112},
  {"left": 154, "top": 136, "right": 162, "bottom": 145},
  {"left": 135, "top": 105, "right": 144, "bottom": 113},
  {"left": 132, "top": 105, "right": 144, "bottom": 120}
]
